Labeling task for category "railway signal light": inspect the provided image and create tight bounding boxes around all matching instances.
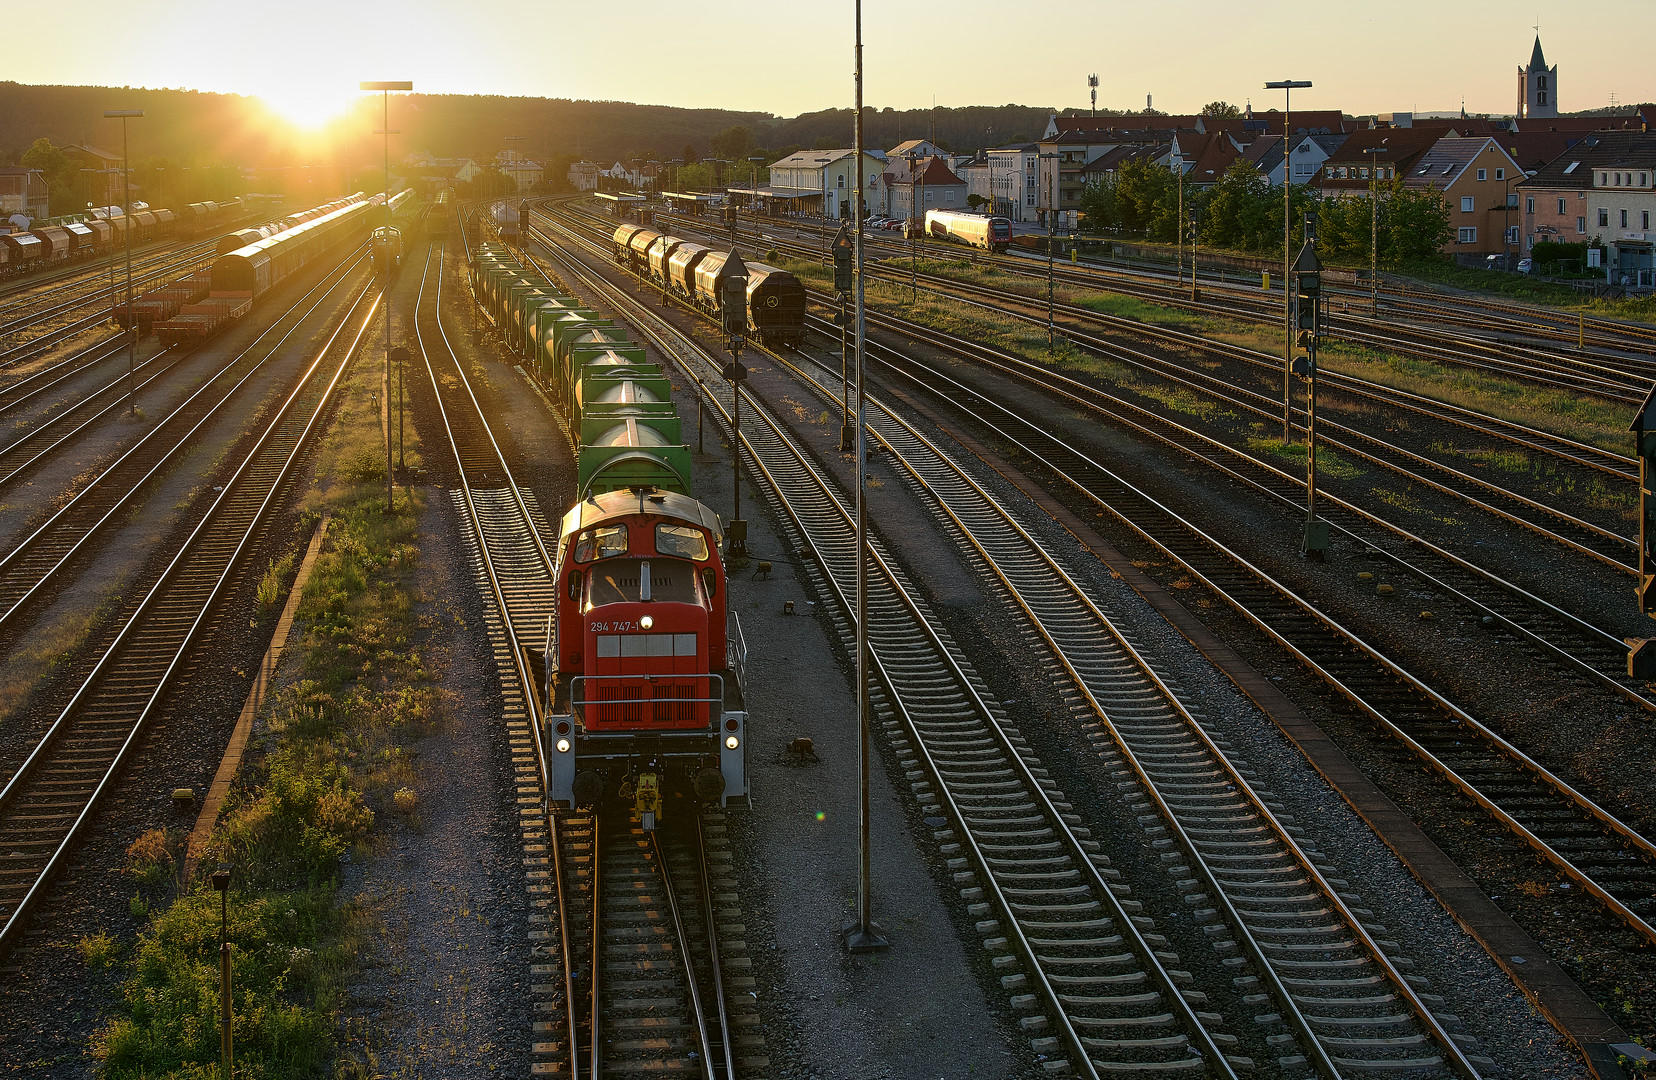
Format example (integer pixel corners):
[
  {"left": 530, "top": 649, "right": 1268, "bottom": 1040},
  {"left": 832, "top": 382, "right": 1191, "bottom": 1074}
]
[{"left": 832, "top": 224, "right": 854, "bottom": 295}]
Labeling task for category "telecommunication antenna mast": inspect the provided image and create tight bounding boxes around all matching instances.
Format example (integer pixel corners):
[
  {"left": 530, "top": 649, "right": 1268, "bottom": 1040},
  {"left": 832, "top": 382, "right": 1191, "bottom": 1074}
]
[{"left": 1088, "top": 74, "right": 1099, "bottom": 116}]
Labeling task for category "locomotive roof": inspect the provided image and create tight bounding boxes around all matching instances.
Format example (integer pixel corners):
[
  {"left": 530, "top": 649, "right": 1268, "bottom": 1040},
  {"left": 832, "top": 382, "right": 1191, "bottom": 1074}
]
[{"left": 559, "top": 487, "right": 722, "bottom": 538}]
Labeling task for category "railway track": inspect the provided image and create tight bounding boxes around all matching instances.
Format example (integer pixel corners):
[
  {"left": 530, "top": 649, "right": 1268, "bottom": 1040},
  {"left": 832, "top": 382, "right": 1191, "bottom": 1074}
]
[
  {"left": 814, "top": 273, "right": 1640, "bottom": 573},
  {"left": 824, "top": 307, "right": 1656, "bottom": 946},
  {"left": 0, "top": 259, "right": 378, "bottom": 954},
  {"left": 0, "top": 255, "right": 374, "bottom": 639},
  {"left": 414, "top": 232, "right": 752, "bottom": 1078},
  {"left": 0, "top": 238, "right": 219, "bottom": 339},
  {"left": 533, "top": 209, "right": 1498, "bottom": 1077}
]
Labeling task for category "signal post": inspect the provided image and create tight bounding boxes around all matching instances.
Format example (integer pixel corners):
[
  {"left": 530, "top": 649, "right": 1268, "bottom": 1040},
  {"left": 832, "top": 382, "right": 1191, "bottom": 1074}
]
[{"left": 1290, "top": 217, "right": 1328, "bottom": 560}]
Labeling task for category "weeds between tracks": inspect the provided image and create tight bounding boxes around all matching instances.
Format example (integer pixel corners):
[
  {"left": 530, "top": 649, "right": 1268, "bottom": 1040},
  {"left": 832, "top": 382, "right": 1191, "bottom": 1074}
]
[
  {"left": 92, "top": 350, "right": 441, "bottom": 1078},
  {"left": 829, "top": 255, "right": 1635, "bottom": 455}
]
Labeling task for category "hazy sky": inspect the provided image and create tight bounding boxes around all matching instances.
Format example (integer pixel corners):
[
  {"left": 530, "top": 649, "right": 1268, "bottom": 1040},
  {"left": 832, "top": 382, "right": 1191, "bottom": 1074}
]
[{"left": 22, "top": 0, "right": 1653, "bottom": 127}]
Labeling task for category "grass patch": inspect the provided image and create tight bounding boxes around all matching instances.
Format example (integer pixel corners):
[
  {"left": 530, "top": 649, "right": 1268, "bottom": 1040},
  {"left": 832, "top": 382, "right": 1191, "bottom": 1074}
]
[
  {"left": 97, "top": 327, "right": 438, "bottom": 1076},
  {"left": 1246, "top": 437, "right": 1362, "bottom": 480},
  {"left": 1077, "top": 292, "right": 1209, "bottom": 331}
]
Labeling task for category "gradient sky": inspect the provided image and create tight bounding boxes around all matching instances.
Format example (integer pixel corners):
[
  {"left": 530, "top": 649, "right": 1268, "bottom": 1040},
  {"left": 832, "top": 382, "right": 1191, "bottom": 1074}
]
[{"left": 19, "top": 0, "right": 1652, "bottom": 127}]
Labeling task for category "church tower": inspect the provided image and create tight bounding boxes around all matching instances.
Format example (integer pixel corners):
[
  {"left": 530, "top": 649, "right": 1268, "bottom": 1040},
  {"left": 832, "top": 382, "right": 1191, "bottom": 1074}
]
[{"left": 1517, "top": 34, "right": 1558, "bottom": 119}]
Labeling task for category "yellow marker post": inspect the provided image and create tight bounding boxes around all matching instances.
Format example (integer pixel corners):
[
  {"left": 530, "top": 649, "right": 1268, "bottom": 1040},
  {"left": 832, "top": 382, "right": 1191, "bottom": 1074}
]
[{"left": 1262, "top": 271, "right": 1270, "bottom": 290}]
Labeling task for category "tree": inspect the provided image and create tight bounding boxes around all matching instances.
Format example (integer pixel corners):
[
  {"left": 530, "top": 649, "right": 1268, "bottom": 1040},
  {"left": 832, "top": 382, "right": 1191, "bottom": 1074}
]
[
  {"left": 812, "top": 136, "right": 839, "bottom": 151},
  {"left": 1382, "top": 180, "right": 1453, "bottom": 261},
  {"left": 23, "top": 137, "right": 80, "bottom": 215},
  {"left": 710, "top": 125, "right": 753, "bottom": 162},
  {"left": 681, "top": 143, "right": 699, "bottom": 165},
  {"left": 966, "top": 193, "right": 987, "bottom": 210},
  {"left": 1200, "top": 101, "right": 1241, "bottom": 119}
]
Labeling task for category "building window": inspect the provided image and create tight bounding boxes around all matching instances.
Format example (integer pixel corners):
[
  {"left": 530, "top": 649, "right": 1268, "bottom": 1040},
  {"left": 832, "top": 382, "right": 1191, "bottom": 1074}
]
[
  {"left": 1645, "top": 211, "right": 1651, "bottom": 230},
  {"left": 1460, "top": 196, "right": 1475, "bottom": 212},
  {"left": 1496, "top": 168, "right": 1505, "bottom": 180},
  {"left": 1026, "top": 194, "right": 1035, "bottom": 206},
  {"left": 1578, "top": 216, "right": 1587, "bottom": 233},
  {"left": 1538, "top": 92, "right": 1547, "bottom": 105},
  {"left": 1599, "top": 209, "right": 1609, "bottom": 226},
  {"left": 1507, "top": 226, "right": 1520, "bottom": 243},
  {"left": 1526, "top": 196, "right": 1535, "bottom": 213},
  {"left": 1457, "top": 227, "right": 1477, "bottom": 243},
  {"left": 1526, "top": 234, "right": 1535, "bottom": 249},
  {"left": 1557, "top": 197, "right": 1566, "bottom": 214},
  {"left": 1538, "top": 75, "right": 1547, "bottom": 90},
  {"left": 1623, "top": 209, "right": 1630, "bottom": 227},
  {"left": 1601, "top": 173, "right": 1609, "bottom": 186},
  {"left": 837, "top": 175, "right": 844, "bottom": 188},
  {"left": 1477, "top": 168, "right": 1487, "bottom": 181}
]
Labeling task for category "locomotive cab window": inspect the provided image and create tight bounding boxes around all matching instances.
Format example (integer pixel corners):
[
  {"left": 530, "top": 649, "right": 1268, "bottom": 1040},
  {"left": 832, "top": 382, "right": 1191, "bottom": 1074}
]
[
  {"left": 574, "top": 523, "right": 628, "bottom": 562},
  {"left": 655, "top": 523, "right": 708, "bottom": 561}
]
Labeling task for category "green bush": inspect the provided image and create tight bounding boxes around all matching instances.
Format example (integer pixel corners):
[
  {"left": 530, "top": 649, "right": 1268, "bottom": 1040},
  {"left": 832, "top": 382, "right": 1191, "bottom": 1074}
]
[{"left": 101, "top": 888, "right": 340, "bottom": 1077}]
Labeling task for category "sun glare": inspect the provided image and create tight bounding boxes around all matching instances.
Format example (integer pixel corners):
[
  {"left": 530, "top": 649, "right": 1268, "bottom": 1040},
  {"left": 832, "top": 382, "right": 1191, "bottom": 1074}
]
[{"left": 257, "top": 85, "right": 353, "bottom": 132}]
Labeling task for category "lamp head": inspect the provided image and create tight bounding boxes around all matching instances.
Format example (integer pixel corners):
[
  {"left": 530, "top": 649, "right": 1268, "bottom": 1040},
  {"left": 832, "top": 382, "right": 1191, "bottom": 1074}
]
[{"left": 211, "top": 864, "right": 233, "bottom": 892}]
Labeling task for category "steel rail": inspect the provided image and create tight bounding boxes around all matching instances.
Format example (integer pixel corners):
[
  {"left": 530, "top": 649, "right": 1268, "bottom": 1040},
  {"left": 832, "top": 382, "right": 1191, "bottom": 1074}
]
[
  {"left": 845, "top": 318, "right": 1656, "bottom": 947},
  {"left": 415, "top": 238, "right": 576, "bottom": 1077},
  {"left": 842, "top": 306, "right": 1653, "bottom": 711},
  {"left": 0, "top": 269, "right": 378, "bottom": 956},
  {"left": 815, "top": 278, "right": 1636, "bottom": 572},
  {"left": 651, "top": 823, "right": 719, "bottom": 1080},
  {"left": 692, "top": 808, "right": 737, "bottom": 1079},
  {"left": 530, "top": 216, "right": 1244, "bottom": 1078},
  {"left": 777, "top": 337, "right": 1484, "bottom": 1078},
  {"left": 0, "top": 253, "right": 374, "bottom": 627},
  {"left": 0, "top": 239, "right": 219, "bottom": 338}
]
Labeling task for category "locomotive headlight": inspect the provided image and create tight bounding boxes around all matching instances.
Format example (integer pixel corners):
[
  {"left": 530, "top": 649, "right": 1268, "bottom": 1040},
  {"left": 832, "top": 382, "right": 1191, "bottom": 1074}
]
[
  {"left": 640, "top": 615, "right": 654, "bottom": 629},
  {"left": 725, "top": 735, "right": 740, "bottom": 750},
  {"left": 556, "top": 739, "right": 571, "bottom": 753}
]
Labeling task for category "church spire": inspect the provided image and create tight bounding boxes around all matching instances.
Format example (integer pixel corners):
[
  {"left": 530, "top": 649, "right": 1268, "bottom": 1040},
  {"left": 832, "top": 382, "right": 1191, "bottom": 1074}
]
[{"left": 1529, "top": 33, "right": 1546, "bottom": 71}]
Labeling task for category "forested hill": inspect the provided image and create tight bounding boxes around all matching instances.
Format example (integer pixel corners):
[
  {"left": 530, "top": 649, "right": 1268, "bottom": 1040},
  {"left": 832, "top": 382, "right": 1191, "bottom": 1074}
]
[{"left": 0, "top": 81, "right": 1057, "bottom": 167}]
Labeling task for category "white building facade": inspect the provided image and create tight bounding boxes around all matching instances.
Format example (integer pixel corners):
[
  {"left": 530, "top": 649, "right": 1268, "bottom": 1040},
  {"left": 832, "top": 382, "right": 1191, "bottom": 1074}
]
[{"left": 767, "top": 149, "right": 888, "bottom": 219}]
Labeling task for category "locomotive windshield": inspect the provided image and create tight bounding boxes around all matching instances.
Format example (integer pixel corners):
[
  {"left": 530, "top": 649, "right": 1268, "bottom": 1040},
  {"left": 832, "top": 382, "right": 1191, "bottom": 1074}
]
[
  {"left": 574, "top": 523, "right": 628, "bottom": 562},
  {"left": 586, "top": 558, "right": 700, "bottom": 606},
  {"left": 655, "top": 524, "right": 708, "bottom": 561}
]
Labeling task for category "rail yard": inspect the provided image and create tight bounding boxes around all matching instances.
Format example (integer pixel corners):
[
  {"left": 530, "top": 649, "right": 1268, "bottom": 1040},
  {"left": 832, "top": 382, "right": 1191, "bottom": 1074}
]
[{"left": 0, "top": 171, "right": 1654, "bottom": 1080}]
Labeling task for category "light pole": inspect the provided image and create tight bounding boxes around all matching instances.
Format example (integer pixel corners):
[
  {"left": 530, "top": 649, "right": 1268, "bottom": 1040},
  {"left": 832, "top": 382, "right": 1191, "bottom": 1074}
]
[
  {"left": 845, "top": 0, "right": 887, "bottom": 956},
  {"left": 103, "top": 108, "right": 141, "bottom": 412},
  {"left": 361, "top": 81, "right": 412, "bottom": 513},
  {"left": 212, "top": 865, "right": 234, "bottom": 1079},
  {"left": 1264, "top": 79, "right": 1311, "bottom": 442},
  {"left": 833, "top": 224, "right": 854, "bottom": 451},
  {"left": 720, "top": 249, "right": 749, "bottom": 557},
  {"left": 1364, "top": 147, "right": 1388, "bottom": 317}
]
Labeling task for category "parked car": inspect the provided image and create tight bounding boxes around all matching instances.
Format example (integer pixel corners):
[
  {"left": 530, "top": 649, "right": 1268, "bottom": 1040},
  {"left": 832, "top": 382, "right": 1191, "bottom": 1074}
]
[{"left": 1517, "top": 258, "right": 1533, "bottom": 274}]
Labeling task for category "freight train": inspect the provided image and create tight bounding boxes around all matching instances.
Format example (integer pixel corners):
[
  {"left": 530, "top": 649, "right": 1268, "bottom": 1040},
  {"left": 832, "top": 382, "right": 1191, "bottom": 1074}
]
[
  {"left": 923, "top": 208, "right": 1013, "bottom": 253},
  {"left": 468, "top": 239, "right": 749, "bottom": 823},
  {"left": 610, "top": 223, "right": 807, "bottom": 348},
  {"left": 136, "top": 192, "right": 387, "bottom": 343},
  {"left": 0, "top": 198, "right": 257, "bottom": 280}
]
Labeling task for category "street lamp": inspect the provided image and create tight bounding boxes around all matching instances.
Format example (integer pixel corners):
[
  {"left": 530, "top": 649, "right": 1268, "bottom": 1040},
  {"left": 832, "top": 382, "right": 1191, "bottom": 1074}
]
[
  {"left": 1264, "top": 79, "right": 1312, "bottom": 442},
  {"left": 748, "top": 154, "right": 765, "bottom": 219},
  {"left": 361, "top": 80, "right": 412, "bottom": 514},
  {"left": 845, "top": 0, "right": 887, "bottom": 956},
  {"left": 103, "top": 108, "right": 141, "bottom": 412},
  {"left": 212, "top": 864, "right": 234, "bottom": 1079},
  {"left": 1364, "top": 147, "right": 1388, "bottom": 317}
]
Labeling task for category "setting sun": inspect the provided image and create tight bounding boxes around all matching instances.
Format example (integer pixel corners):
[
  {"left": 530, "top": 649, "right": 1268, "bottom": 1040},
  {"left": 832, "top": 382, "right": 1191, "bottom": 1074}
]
[{"left": 256, "top": 83, "right": 355, "bottom": 132}]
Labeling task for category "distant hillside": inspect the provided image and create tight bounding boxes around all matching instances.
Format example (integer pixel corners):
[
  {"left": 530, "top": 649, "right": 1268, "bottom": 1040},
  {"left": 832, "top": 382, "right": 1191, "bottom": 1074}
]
[{"left": 0, "top": 81, "right": 1057, "bottom": 169}]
